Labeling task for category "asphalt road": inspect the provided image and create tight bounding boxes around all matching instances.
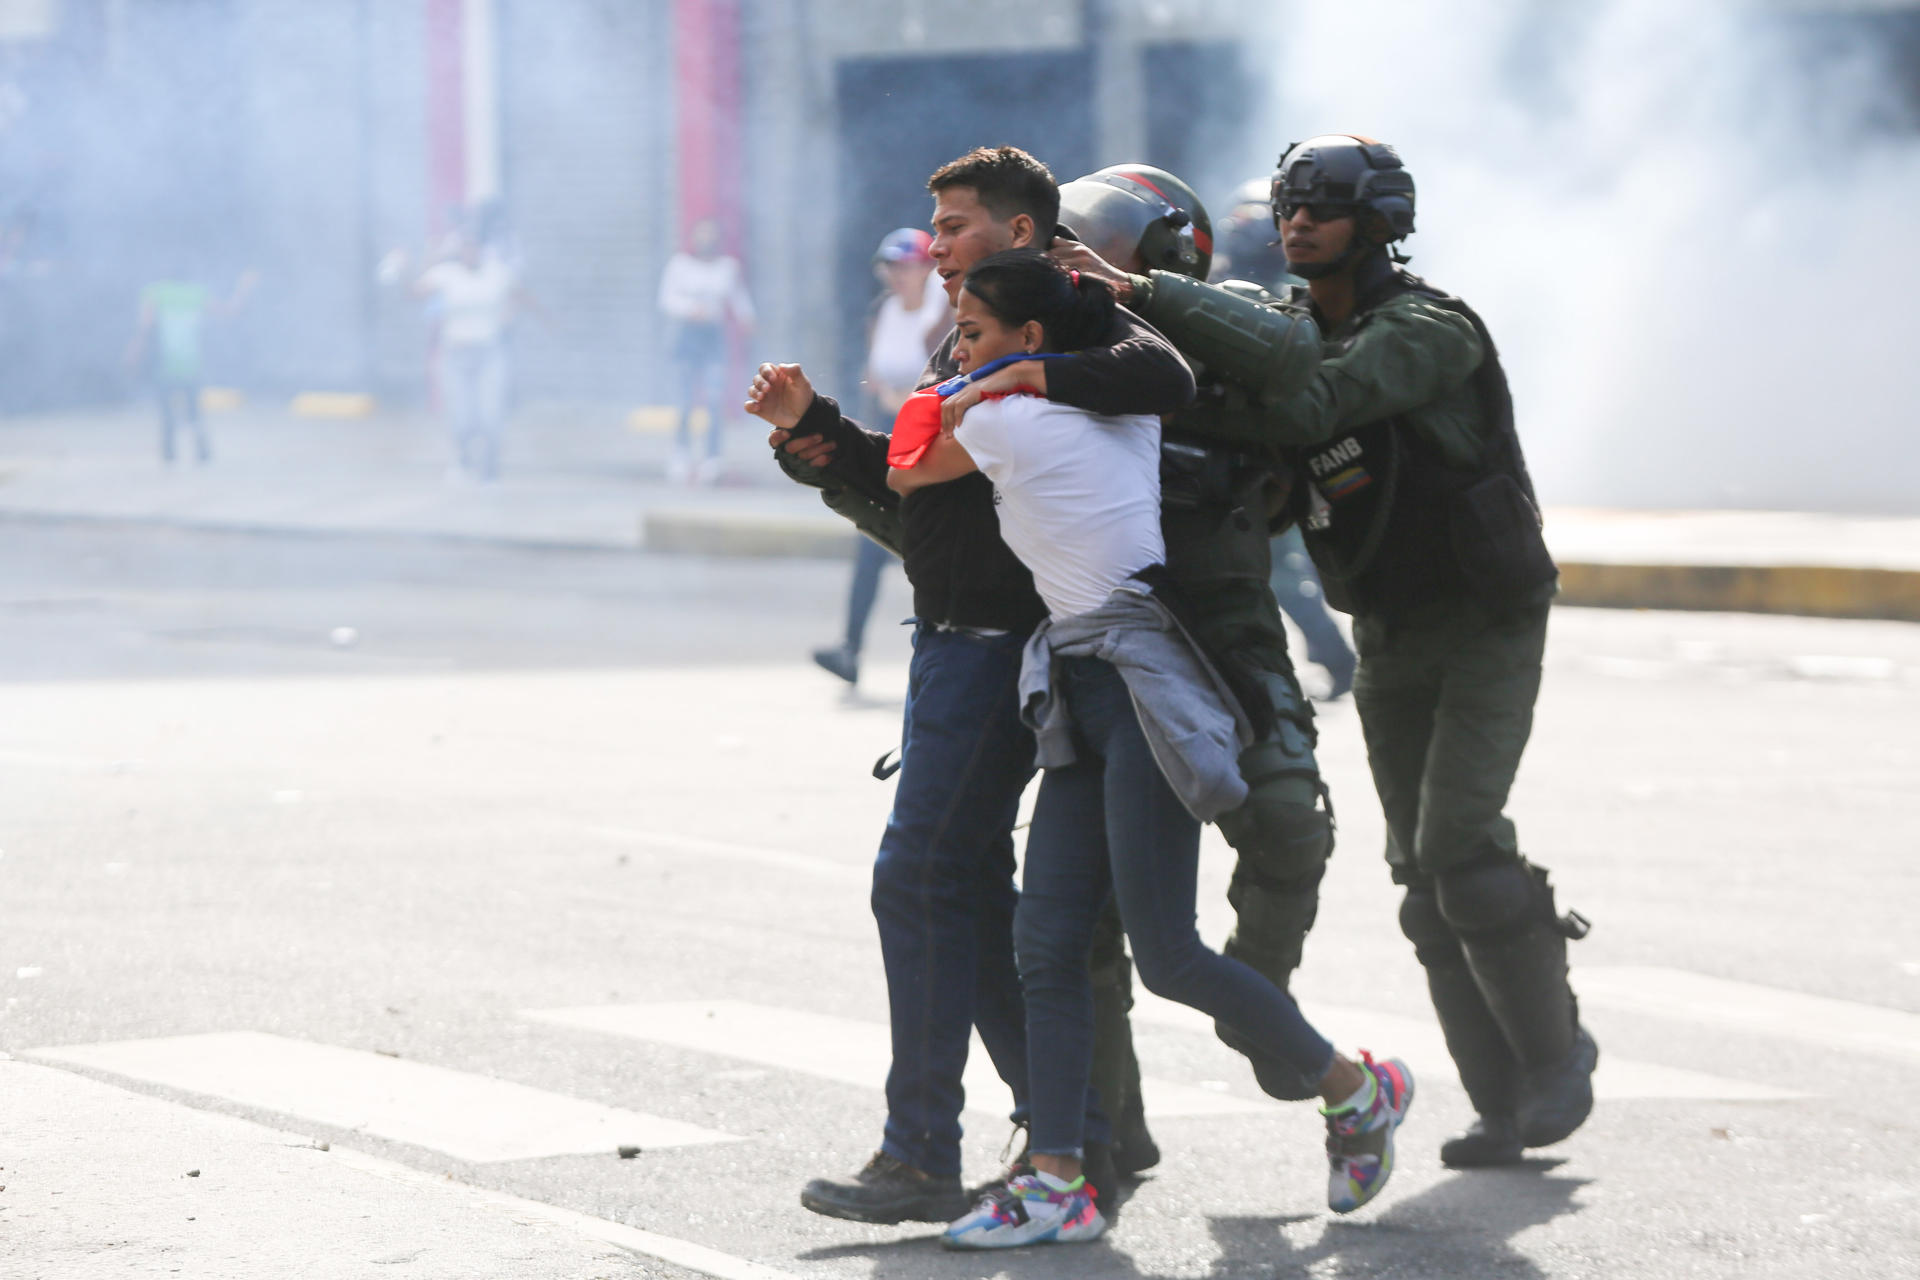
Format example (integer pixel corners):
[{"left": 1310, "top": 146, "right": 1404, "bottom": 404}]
[{"left": 3, "top": 521, "right": 1918, "bottom": 1279}]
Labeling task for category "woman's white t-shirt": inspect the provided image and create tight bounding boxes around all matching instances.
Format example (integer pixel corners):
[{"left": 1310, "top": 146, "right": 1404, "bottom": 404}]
[
  {"left": 953, "top": 394, "right": 1163, "bottom": 618},
  {"left": 419, "top": 257, "right": 517, "bottom": 347}
]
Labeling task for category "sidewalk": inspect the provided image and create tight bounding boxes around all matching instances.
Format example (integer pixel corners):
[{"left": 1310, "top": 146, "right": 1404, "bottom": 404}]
[
  {"left": 0, "top": 1056, "right": 787, "bottom": 1280},
  {"left": 3, "top": 402, "right": 1917, "bottom": 619}
]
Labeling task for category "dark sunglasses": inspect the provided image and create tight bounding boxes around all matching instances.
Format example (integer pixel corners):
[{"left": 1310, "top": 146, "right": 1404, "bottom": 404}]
[{"left": 1275, "top": 200, "right": 1357, "bottom": 225}]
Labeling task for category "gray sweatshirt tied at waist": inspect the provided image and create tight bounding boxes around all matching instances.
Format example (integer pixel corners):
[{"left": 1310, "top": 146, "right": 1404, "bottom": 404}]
[{"left": 1018, "top": 582, "right": 1254, "bottom": 823}]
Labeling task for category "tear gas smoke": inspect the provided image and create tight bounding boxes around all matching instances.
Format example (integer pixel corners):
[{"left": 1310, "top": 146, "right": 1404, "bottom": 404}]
[{"left": 1244, "top": 0, "right": 1920, "bottom": 513}]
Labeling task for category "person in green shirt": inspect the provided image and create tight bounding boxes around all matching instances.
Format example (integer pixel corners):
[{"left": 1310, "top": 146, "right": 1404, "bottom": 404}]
[
  {"left": 1068, "top": 135, "right": 1596, "bottom": 1168},
  {"left": 127, "top": 270, "right": 256, "bottom": 464}
]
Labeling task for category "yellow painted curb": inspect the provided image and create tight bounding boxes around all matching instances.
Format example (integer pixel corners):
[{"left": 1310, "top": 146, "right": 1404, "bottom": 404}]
[
  {"left": 1557, "top": 561, "right": 1920, "bottom": 622},
  {"left": 199, "top": 387, "right": 245, "bottom": 412},
  {"left": 642, "top": 510, "right": 855, "bottom": 560},
  {"left": 639, "top": 511, "right": 1920, "bottom": 622},
  {"left": 290, "top": 392, "right": 377, "bottom": 418},
  {"left": 630, "top": 406, "right": 704, "bottom": 434}
]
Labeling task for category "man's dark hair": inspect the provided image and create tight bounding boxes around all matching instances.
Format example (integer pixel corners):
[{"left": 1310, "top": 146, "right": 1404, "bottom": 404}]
[{"left": 927, "top": 146, "right": 1059, "bottom": 241}]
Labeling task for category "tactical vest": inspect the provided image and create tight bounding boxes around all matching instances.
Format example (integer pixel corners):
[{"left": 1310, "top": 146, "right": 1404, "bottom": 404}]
[{"left": 1294, "top": 268, "right": 1557, "bottom": 620}]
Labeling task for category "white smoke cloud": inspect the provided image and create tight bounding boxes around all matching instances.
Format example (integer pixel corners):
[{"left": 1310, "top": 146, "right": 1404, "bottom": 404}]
[{"left": 1249, "top": 0, "right": 1920, "bottom": 513}]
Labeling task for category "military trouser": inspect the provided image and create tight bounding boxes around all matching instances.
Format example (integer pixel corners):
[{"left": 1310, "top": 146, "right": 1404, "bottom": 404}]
[
  {"left": 1155, "top": 475, "right": 1336, "bottom": 1102},
  {"left": 1352, "top": 600, "right": 1583, "bottom": 1117}
]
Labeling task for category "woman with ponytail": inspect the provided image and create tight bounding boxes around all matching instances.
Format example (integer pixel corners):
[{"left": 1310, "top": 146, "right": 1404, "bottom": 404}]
[{"left": 890, "top": 248, "right": 1413, "bottom": 1250}]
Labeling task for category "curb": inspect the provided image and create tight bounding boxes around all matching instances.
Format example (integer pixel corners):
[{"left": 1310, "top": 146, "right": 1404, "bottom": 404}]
[
  {"left": 0, "top": 508, "right": 640, "bottom": 557},
  {"left": 640, "top": 508, "right": 856, "bottom": 560},
  {"left": 1555, "top": 561, "right": 1920, "bottom": 623},
  {"left": 10, "top": 504, "right": 1914, "bottom": 623},
  {"left": 641, "top": 510, "right": 1920, "bottom": 622}
]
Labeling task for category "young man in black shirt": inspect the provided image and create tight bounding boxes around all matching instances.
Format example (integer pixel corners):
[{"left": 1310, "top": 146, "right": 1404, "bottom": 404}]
[{"left": 749, "top": 147, "right": 1193, "bottom": 1223}]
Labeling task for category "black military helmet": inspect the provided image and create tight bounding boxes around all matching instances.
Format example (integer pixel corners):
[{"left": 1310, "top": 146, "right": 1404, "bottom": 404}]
[
  {"left": 1272, "top": 135, "right": 1416, "bottom": 241},
  {"left": 1210, "top": 178, "right": 1290, "bottom": 288},
  {"left": 1056, "top": 164, "right": 1213, "bottom": 280}
]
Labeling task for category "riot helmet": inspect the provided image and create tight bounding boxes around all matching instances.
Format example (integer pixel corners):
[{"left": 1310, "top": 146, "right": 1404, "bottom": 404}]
[
  {"left": 1211, "top": 177, "right": 1290, "bottom": 290},
  {"left": 1272, "top": 135, "right": 1415, "bottom": 276},
  {"left": 1056, "top": 164, "right": 1213, "bottom": 280}
]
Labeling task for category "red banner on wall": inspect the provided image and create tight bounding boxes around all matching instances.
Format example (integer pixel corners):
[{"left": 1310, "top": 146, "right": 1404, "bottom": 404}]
[{"left": 674, "top": 0, "right": 743, "bottom": 253}]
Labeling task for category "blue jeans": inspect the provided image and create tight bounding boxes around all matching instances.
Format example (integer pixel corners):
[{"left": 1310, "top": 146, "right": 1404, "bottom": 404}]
[
  {"left": 842, "top": 536, "right": 891, "bottom": 653},
  {"left": 873, "top": 625, "right": 1075, "bottom": 1176},
  {"left": 1015, "top": 656, "right": 1337, "bottom": 1159},
  {"left": 673, "top": 322, "right": 726, "bottom": 458}
]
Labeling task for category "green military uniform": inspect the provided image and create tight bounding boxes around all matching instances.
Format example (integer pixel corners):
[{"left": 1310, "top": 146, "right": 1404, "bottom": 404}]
[
  {"left": 1122, "top": 134, "right": 1595, "bottom": 1161},
  {"left": 1154, "top": 361, "right": 1333, "bottom": 1104},
  {"left": 1131, "top": 237, "right": 1591, "bottom": 1159},
  {"left": 1051, "top": 166, "right": 1339, "bottom": 1106},
  {"left": 1256, "top": 265, "right": 1557, "bottom": 881}
]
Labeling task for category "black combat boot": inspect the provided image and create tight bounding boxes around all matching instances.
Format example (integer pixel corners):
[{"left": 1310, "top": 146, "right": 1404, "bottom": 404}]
[
  {"left": 800, "top": 1152, "right": 968, "bottom": 1224},
  {"left": 1402, "top": 886, "right": 1526, "bottom": 1168},
  {"left": 1111, "top": 1084, "right": 1160, "bottom": 1177},
  {"left": 1455, "top": 866, "right": 1596, "bottom": 1150},
  {"left": 1519, "top": 1022, "right": 1599, "bottom": 1148},
  {"left": 1441, "top": 1113, "right": 1525, "bottom": 1168}
]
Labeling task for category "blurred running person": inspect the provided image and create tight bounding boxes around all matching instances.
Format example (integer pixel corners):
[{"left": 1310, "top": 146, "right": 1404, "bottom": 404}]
[
  {"left": 659, "top": 217, "right": 756, "bottom": 485},
  {"left": 127, "top": 267, "right": 257, "bottom": 465},
  {"left": 812, "top": 228, "right": 950, "bottom": 686},
  {"left": 415, "top": 232, "right": 530, "bottom": 483},
  {"left": 1272, "top": 525, "right": 1356, "bottom": 699},
  {"left": 891, "top": 250, "right": 1413, "bottom": 1250}
]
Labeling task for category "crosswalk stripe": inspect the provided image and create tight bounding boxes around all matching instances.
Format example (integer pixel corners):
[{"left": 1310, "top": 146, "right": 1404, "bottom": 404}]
[
  {"left": 1577, "top": 965, "right": 1920, "bottom": 1066},
  {"left": 524, "top": 1000, "right": 1270, "bottom": 1119},
  {"left": 327, "top": 1146, "right": 804, "bottom": 1280},
  {"left": 31, "top": 1031, "right": 742, "bottom": 1163},
  {"left": 1129, "top": 991, "right": 1807, "bottom": 1102}
]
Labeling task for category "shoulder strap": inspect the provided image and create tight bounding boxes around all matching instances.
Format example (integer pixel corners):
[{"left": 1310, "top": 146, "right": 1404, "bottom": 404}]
[{"left": 1382, "top": 271, "right": 1540, "bottom": 506}]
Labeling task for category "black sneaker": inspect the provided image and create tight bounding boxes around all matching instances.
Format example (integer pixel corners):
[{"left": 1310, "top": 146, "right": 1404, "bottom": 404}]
[
  {"left": 1518, "top": 1024, "right": 1598, "bottom": 1148},
  {"left": 811, "top": 645, "right": 859, "bottom": 685},
  {"left": 1439, "top": 1113, "right": 1524, "bottom": 1168},
  {"left": 800, "top": 1152, "right": 968, "bottom": 1224}
]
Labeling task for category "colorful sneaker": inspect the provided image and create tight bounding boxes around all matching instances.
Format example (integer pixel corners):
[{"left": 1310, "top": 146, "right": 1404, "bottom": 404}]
[
  {"left": 969, "top": 1139, "right": 1121, "bottom": 1221},
  {"left": 942, "top": 1172, "right": 1106, "bottom": 1250},
  {"left": 1323, "top": 1053, "right": 1415, "bottom": 1214}
]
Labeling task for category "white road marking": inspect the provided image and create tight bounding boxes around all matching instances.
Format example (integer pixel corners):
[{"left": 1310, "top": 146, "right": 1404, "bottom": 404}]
[
  {"left": 1578, "top": 965, "right": 1920, "bottom": 1067},
  {"left": 329, "top": 1144, "right": 804, "bottom": 1280},
  {"left": 577, "top": 823, "right": 867, "bottom": 884},
  {"left": 32, "top": 1031, "right": 742, "bottom": 1163},
  {"left": 1130, "top": 991, "right": 1806, "bottom": 1103},
  {"left": 524, "top": 999, "right": 1270, "bottom": 1119}
]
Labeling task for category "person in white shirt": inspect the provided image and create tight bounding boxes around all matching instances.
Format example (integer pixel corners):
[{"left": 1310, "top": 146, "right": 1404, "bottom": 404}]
[
  {"left": 812, "top": 228, "right": 951, "bottom": 685},
  {"left": 890, "top": 248, "right": 1413, "bottom": 1251},
  {"left": 415, "top": 233, "right": 527, "bottom": 482},
  {"left": 658, "top": 218, "right": 756, "bottom": 485}
]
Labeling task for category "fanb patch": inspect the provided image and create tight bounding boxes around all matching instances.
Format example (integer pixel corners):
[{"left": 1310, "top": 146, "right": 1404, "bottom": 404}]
[
  {"left": 1321, "top": 465, "right": 1373, "bottom": 499},
  {"left": 1308, "top": 436, "right": 1373, "bottom": 501}
]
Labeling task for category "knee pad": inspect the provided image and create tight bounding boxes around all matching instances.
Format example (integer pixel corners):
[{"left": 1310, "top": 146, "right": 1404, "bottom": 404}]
[
  {"left": 1397, "top": 888, "right": 1458, "bottom": 963},
  {"left": 1434, "top": 858, "right": 1540, "bottom": 938},
  {"left": 1223, "top": 798, "right": 1331, "bottom": 890}
]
